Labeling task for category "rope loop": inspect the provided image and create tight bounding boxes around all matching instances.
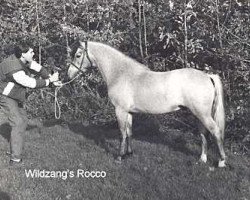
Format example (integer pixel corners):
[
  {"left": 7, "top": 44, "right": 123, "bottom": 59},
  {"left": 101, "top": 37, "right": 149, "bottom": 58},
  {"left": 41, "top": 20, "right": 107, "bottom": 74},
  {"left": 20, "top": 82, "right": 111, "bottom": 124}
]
[{"left": 53, "top": 74, "right": 81, "bottom": 119}]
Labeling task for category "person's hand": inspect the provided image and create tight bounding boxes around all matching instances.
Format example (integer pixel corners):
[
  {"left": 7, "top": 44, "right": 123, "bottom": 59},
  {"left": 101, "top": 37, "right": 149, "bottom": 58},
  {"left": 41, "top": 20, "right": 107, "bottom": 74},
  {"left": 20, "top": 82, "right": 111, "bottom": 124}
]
[
  {"left": 53, "top": 81, "right": 63, "bottom": 87},
  {"left": 49, "top": 72, "right": 59, "bottom": 83}
]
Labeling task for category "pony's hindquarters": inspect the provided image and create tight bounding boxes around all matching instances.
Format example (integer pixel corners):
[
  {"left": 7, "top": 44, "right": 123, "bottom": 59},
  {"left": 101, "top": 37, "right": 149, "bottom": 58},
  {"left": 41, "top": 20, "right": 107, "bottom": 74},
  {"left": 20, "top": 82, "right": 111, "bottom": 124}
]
[
  {"left": 186, "top": 71, "right": 226, "bottom": 167},
  {"left": 209, "top": 74, "right": 225, "bottom": 141}
]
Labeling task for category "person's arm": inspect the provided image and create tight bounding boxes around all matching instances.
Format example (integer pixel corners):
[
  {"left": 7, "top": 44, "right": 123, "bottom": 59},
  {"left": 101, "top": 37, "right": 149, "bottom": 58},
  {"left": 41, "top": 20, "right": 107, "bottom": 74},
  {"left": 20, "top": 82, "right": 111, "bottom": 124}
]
[
  {"left": 11, "top": 70, "right": 50, "bottom": 88},
  {"left": 29, "top": 60, "right": 50, "bottom": 79}
]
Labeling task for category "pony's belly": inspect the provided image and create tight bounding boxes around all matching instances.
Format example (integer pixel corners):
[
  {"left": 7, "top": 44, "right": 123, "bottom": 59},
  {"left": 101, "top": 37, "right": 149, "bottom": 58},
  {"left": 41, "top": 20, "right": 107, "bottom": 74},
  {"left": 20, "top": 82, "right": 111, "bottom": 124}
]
[
  {"left": 132, "top": 97, "right": 181, "bottom": 114},
  {"left": 132, "top": 106, "right": 181, "bottom": 114},
  {"left": 109, "top": 92, "right": 180, "bottom": 114}
]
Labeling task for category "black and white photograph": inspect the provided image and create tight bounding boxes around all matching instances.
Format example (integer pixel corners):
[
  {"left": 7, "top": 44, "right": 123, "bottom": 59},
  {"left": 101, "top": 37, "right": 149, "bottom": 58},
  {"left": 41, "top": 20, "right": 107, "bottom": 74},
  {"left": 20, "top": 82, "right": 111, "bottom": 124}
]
[{"left": 0, "top": 0, "right": 249, "bottom": 199}]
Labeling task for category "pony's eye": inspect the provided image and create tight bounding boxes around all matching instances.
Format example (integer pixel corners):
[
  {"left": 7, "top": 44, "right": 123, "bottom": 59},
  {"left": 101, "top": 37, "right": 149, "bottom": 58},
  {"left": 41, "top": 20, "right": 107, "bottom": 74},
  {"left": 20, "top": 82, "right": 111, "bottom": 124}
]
[{"left": 76, "top": 54, "right": 81, "bottom": 58}]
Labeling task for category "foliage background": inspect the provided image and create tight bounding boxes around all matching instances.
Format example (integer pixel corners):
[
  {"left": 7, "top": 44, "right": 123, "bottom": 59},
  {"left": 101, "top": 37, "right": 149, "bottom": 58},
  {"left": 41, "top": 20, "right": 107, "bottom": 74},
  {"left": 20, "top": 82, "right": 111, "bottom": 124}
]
[{"left": 0, "top": 0, "right": 249, "bottom": 154}]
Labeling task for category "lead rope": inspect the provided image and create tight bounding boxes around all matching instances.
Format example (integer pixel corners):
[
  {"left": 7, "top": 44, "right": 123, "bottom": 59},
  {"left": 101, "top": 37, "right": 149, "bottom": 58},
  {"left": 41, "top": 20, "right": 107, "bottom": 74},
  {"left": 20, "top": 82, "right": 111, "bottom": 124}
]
[
  {"left": 54, "top": 4, "right": 73, "bottom": 119},
  {"left": 54, "top": 73, "right": 80, "bottom": 119}
]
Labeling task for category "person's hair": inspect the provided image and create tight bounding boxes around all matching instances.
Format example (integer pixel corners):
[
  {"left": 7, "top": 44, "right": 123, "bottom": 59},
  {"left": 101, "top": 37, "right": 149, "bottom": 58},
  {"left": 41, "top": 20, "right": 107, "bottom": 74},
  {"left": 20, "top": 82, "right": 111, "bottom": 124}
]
[{"left": 13, "top": 42, "right": 32, "bottom": 58}]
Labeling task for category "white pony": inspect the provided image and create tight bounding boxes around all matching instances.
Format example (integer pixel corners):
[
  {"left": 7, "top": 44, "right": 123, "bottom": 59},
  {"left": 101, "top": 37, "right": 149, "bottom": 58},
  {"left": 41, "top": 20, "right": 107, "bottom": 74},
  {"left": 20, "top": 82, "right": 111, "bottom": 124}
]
[{"left": 67, "top": 41, "right": 226, "bottom": 167}]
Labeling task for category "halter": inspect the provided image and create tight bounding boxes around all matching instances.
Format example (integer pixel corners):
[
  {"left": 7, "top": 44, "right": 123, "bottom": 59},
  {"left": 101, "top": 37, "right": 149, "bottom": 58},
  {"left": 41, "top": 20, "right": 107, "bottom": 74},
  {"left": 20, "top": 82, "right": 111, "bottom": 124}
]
[{"left": 69, "top": 41, "right": 93, "bottom": 75}]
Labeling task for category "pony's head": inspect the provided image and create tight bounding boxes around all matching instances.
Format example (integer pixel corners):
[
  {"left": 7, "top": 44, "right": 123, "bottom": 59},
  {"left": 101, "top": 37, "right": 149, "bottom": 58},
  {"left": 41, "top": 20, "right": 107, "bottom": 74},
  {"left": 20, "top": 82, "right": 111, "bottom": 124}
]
[{"left": 67, "top": 41, "right": 93, "bottom": 79}]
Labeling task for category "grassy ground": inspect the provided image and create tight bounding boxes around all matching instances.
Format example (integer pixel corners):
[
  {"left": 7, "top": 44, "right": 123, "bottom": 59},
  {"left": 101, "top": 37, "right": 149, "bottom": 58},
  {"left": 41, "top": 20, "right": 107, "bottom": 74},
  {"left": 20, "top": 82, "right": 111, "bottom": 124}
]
[{"left": 0, "top": 116, "right": 249, "bottom": 200}]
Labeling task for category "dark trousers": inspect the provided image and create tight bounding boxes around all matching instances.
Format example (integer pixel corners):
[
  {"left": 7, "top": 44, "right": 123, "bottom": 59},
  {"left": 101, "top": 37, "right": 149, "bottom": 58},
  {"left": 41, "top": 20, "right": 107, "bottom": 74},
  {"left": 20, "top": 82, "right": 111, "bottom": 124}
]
[{"left": 0, "top": 95, "right": 28, "bottom": 158}]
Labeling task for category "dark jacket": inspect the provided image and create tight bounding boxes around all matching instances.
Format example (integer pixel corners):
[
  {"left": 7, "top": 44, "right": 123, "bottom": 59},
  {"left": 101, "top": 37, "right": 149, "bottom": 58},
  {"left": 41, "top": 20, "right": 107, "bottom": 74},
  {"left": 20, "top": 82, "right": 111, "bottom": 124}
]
[{"left": 0, "top": 54, "right": 50, "bottom": 102}]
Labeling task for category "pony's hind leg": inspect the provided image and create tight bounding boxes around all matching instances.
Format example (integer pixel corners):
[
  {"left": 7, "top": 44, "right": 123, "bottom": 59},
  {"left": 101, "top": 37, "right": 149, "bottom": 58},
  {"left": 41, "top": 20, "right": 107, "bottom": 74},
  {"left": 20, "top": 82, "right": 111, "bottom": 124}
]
[
  {"left": 200, "top": 133, "right": 208, "bottom": 163},
  {"left": 199, "top": 123, "right": 208, "bottom": 163},
  {"left": 115, "top": 107, "right": 133, "bottom": 162},
  {"left": 200, "top": 116, "right": 226, "bottom": 167}
]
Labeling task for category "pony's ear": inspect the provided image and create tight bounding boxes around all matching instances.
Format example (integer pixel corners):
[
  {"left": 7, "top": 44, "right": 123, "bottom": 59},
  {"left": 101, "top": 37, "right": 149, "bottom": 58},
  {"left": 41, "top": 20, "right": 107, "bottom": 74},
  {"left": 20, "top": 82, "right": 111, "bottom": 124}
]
[
  {"left": 79, "top": 41, "right": 85, "bottom": 49},
  {"left": 70, "top": 40, "right": 81, "bottom": 58}
]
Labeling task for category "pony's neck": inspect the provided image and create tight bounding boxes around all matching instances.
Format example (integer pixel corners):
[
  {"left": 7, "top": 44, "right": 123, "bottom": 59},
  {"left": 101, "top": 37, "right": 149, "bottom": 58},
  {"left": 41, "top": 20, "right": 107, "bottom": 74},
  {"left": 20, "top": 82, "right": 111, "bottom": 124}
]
[{"left": 89, "top": 42, "right": 148, "bottom": 87}]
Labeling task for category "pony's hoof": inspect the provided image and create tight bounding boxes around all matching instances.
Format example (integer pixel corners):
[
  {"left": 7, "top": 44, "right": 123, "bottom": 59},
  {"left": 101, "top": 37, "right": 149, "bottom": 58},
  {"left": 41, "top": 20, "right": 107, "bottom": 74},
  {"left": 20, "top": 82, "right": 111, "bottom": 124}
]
[
  {"left": 196, "top": 159, "right": 206, "bottom": 166},
  {"left": 199, "top": 154, "right": 207, "bottom": 163},
  {"left": 115, "top": 152, "right": 133, "bottom": 164},
  {"left": 196, "top": 155, "right": 207, "bottom": 165},
  {"left": 115, "top": 154, "right": 127, "bottom": 163},
  {"left": 126, "top": 151, "right": 133, "bottom": 157},
  {"left": 115, "top": 156, "right": 122, "bottom": 164},
  {"left": 218, "top": 160, "right": 226, "bottom": 168}
]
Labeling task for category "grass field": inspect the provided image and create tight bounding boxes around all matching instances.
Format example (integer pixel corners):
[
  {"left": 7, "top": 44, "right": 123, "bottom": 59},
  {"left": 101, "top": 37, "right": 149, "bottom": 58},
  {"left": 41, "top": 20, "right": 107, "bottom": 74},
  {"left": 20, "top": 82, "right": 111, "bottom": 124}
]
[{"left": 0, "top": 116, "right": 249, "bottom": 200}]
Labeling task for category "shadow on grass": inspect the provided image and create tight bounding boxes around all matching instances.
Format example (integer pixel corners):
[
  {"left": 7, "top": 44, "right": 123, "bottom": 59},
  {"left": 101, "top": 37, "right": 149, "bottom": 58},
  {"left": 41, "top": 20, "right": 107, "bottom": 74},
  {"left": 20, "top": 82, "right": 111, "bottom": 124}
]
[
  {"left": 0, "top": 119, "right": 45, "bottom": 144},
  {"left": 0, "top": 190, "right": 10, "bottom": 200},
  {"left": 68, "top": 122, "right": 119, "bottom": 156},
  {"left": 43, "top": 119, "right": 65, "bottom": 127},
  {"left": 68, "top": 111, "right": 201, "bottom": 159},
  {"left": 0, "top": 118, "right": 44, "bottom": 142},
  {"left": 0, "top": 123, "right": 11, "bottom": 142}
]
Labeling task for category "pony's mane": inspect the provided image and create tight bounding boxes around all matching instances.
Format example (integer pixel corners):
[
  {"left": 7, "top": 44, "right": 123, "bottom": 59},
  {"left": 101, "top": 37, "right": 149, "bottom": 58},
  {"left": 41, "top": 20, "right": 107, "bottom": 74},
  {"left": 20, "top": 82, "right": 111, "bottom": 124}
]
[{"left": 88, "top": 41, "right": 150, "bottom": 71}]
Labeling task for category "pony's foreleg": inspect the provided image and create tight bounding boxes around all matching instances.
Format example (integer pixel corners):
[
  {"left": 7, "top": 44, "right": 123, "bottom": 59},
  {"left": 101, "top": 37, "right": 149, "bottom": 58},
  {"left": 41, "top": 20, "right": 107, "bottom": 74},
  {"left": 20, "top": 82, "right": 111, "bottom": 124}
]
[
  {"left": 126, "top": 114, "right": 133, "bottom": 155},
  {"left": 115, "top": 107, "right": 133, "bottom": 161}
]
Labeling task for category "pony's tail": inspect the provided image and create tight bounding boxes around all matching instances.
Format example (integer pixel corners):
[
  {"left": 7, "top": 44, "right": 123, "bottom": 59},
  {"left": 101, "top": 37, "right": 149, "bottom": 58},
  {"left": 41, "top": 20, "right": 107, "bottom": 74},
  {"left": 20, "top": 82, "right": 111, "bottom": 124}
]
[{"left": 209, "top": 74, "right": 225, "bottom": 141}]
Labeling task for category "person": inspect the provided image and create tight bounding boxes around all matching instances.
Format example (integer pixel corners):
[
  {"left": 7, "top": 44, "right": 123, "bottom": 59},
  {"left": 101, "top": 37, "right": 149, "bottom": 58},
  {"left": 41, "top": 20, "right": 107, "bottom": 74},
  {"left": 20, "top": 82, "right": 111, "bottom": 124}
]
[{"left": 0, "top": 42, "right": 61, "bottom": 165}]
